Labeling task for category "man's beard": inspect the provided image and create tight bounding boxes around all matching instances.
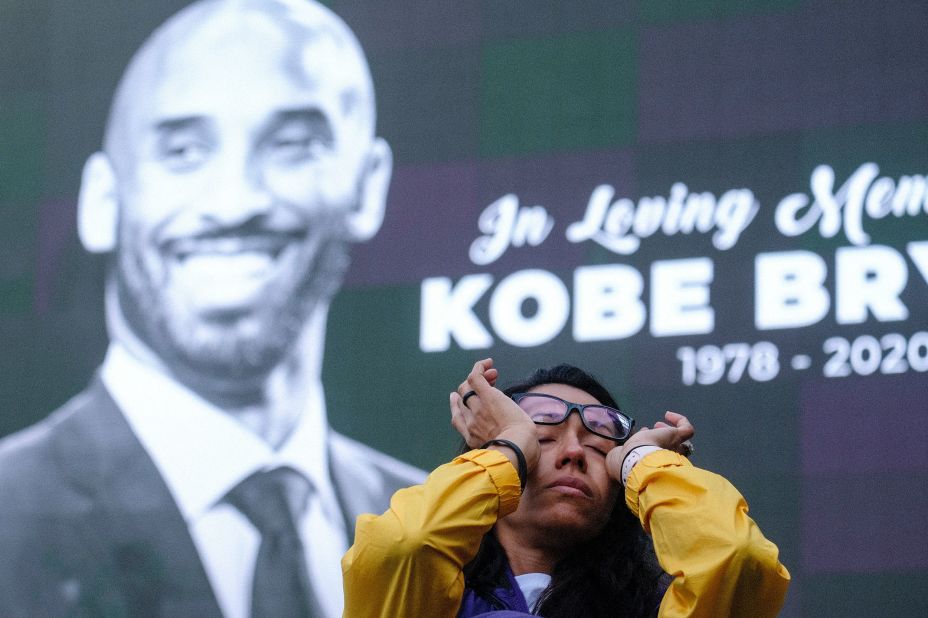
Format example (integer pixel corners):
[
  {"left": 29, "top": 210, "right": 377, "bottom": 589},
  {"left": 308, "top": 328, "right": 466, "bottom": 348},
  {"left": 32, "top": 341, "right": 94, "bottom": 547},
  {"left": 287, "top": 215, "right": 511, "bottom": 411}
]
[{"left": 115, "top": 232, "right": 350, "bottom": 396}]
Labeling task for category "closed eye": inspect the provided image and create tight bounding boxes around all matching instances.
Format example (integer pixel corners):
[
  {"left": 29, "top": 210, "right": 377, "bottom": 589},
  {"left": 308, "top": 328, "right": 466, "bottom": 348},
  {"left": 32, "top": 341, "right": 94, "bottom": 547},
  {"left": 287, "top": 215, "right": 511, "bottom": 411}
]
[
  {"left": 585, "top": 445, "right": 608, "bottom": 457},
  {"left": 531, "top": 411, "right": 564, "bottom": 423}
]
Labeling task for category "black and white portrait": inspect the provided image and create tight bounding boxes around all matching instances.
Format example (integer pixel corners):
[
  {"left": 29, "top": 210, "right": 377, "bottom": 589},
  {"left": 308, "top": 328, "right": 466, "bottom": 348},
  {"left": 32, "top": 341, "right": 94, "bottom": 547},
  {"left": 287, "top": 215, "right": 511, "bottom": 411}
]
[{"left": 0, "top": 1, "right": 423, "bottom": 615}]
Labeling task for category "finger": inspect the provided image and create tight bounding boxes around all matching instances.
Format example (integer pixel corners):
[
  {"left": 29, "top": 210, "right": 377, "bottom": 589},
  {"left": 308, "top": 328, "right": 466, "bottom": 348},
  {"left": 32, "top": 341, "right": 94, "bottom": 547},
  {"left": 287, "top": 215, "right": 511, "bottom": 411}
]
[
  {"left": 677, "top": 424, "right": 695, "bottom": 441},
  {"left": 449, "top": 392, "right": 461, "bottom": 425},
  {"left": 457, "top": 380, "right": 472, "bottom": 397},
  {"left": 653, "top": 421, "right": 671, "bottom": 429},
  {"left": 665, "top": 411, "right": 695, "bottom": 438},
  {"left": 451, "top": 414, "right": 469, "bottom": 442},
  {"left": 449, "top": 393, "right": 469, "bottom": 439},
  {"left": 485, "top": 367, "right": 499, "bottom": 386},
  {"left": 458, "top": 359, "right": 492, "bottom": 396},
  {"left": 449, "top": 392, "right": 463, "bottom": 422},
  {"left": 451, "top": 391, "right": 473, "bottom": 418},
  {"left": 467, "top": 358, "right": 496, "bottom": 397},
  {"left": 628, "top": 425, "right": 680, "bottom": 452},
  {"left": 461, "top": 360, "right": 489, "bottom": 395}
]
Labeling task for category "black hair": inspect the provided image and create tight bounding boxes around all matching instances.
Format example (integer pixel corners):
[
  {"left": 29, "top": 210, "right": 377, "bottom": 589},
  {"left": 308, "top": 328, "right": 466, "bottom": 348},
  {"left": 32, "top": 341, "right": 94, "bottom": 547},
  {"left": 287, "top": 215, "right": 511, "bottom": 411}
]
[
  {"left": 499, "top": 363, "right": 621, "bottom": 407},
  {"left": 462, "top": 364, "right": 668, "bottom": 617}
]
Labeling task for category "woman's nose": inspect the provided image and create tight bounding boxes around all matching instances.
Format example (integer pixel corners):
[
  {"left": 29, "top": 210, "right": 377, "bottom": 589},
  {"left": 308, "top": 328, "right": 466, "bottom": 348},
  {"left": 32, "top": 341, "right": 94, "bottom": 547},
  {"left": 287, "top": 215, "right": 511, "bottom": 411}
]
[{"left": 555, "top": 415, "right": 587, "bottom": 470}]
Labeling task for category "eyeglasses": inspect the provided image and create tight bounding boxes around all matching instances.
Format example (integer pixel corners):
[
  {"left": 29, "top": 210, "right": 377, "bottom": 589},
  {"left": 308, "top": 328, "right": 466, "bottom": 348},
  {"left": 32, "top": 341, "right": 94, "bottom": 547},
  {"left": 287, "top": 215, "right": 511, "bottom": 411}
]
[{"left": 511, "top": 392, "right": 635, "bottom": 443}]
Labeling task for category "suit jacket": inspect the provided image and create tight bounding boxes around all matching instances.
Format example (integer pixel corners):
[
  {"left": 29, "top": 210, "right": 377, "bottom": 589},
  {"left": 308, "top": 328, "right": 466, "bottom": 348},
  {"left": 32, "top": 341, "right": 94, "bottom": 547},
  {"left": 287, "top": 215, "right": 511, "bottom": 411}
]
[{"left": 0, "top": 377, "right": 425, "bottom": 616}]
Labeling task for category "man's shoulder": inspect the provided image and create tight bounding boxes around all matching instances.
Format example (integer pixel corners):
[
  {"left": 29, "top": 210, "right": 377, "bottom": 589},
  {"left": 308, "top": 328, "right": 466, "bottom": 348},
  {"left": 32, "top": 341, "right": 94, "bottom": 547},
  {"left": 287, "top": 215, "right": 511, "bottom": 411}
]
[
  {"left": 0, "top": 383, "right": 110, "bottom": 486},
  {"left": 329, "top": 430, "right": 426, "bottom": 486},
  {"left": 0, "top": 385, "right": 110, "bottom": 566},
  {"left": 328, "top": 430, "right": 426, "bottom": 523},
  {"left": 1, "top": 390, "right": 83, "bottom": 464}
]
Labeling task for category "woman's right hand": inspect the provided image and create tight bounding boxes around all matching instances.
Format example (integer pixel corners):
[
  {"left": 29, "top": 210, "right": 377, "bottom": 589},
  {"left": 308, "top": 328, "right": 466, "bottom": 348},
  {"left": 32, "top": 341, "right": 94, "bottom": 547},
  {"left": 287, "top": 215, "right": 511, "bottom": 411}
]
[{"left": 450, "top": 358, "right": 540, "bottom": 474}]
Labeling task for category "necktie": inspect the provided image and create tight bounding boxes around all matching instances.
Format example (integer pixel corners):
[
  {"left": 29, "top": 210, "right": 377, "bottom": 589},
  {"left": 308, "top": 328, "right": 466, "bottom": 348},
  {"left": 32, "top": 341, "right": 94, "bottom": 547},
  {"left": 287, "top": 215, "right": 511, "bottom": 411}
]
[{"left": 227, "top": 467, "right": 324, "bottom": 618}]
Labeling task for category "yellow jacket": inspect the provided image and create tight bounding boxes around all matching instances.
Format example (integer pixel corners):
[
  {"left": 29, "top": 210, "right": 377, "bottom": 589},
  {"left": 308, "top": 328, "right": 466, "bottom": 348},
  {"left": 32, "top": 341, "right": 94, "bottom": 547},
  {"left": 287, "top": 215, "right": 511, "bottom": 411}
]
[{"left": 342, "top": 448, "right": 790, "bottom": 617}]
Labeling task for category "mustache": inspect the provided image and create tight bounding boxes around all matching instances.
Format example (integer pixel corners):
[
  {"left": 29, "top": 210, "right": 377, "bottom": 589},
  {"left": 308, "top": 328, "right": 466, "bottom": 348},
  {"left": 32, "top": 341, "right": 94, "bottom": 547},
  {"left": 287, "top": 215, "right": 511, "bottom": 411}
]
[{"left": 159, "top": 219, "right": 307, "bottom": 259}]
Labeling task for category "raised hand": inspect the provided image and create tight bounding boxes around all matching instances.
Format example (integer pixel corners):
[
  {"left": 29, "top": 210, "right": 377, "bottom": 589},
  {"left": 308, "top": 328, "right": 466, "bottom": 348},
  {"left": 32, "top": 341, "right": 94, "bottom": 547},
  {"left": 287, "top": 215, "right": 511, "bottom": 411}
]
[
  {"left": 606, "top": 411, "right": 695, "bottom": 483},
  {"left": 449, "top": 358, "right": 539, "bottom": 474}
]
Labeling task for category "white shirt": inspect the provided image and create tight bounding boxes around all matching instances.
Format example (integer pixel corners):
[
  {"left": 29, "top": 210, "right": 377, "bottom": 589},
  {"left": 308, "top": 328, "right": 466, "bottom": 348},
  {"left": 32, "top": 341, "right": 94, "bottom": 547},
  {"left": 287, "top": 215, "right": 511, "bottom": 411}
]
[
  {"left": 515, "top": 572, "right": 552, "bottom": 613},
  {"left": 101, "top": 343, "right": 347, "bottom": 618}
]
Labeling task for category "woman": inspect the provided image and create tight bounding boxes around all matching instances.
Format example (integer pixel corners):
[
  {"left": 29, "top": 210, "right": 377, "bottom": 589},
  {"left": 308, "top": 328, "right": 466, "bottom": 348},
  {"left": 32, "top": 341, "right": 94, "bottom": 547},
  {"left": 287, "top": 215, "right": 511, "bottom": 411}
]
[{"left": 342, "top": 359, "right": 790, "bottom": 617}]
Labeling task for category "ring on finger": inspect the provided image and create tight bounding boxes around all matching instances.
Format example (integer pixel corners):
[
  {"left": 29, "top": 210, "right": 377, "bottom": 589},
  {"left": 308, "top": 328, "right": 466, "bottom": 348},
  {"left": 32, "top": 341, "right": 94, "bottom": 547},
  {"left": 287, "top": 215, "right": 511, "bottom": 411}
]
[
  {"left": 678, "top": 440, "right": 694, "bottom": 457},
  {"left": 462, "top": 390, "right": 477, "bottom": 407}
]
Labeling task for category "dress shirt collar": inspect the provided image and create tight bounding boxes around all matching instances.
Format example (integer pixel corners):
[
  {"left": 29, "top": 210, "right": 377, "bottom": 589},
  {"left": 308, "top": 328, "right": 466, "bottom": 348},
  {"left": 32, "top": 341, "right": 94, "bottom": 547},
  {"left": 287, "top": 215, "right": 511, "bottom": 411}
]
[{"left": 100, "top": 342, "right": 339, "bottom": 523}]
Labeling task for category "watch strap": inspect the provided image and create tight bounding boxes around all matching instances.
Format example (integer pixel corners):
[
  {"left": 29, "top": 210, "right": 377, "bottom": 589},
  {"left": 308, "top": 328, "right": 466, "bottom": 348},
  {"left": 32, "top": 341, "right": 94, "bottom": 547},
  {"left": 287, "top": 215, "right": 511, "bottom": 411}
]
[{"left": 620, "top": 445, "right": 662, "bottom": 486}]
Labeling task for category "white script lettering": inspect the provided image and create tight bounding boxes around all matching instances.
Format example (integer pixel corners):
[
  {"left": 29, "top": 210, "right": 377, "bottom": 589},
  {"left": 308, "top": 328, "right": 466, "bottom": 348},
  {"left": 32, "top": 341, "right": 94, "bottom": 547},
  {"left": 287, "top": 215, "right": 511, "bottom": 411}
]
[
  {"left": 566, "top": 182, "right": 758, "bottom": 254},
  {"left": 469, "top": 194, "right": 554, "bottom": 265},
  {"left": 774, "top": 162, "right": 928, "bottom": 244}
]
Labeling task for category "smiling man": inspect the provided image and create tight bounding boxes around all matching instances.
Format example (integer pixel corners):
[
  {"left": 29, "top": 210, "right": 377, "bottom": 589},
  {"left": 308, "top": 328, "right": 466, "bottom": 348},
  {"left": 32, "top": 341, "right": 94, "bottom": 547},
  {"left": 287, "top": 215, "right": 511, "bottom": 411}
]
[{"left": 0, "top": 1, "right": 423, "bottom": 616}]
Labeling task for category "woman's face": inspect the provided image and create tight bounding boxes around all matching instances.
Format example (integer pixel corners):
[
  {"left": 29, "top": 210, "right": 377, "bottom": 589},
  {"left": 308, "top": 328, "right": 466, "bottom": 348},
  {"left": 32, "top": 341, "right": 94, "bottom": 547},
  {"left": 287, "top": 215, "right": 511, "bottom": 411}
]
[{"left": 499, "top": 383, "right": 621, "bottom": 548}]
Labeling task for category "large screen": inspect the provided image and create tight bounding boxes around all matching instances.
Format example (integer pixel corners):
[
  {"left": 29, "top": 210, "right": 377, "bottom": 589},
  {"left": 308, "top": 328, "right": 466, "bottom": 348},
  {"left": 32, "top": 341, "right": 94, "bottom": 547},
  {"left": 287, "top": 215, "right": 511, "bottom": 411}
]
[{"left": 2, "top": 1, "right": 926, "bottom": 615}]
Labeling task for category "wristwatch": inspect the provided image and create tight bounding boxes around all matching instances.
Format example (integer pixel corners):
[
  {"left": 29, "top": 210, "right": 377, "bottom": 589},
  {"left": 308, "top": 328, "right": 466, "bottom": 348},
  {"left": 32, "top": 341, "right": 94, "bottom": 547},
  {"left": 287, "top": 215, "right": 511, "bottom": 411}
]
[{"left": 620, "top": 445, "right": 662, "bottom": 486}]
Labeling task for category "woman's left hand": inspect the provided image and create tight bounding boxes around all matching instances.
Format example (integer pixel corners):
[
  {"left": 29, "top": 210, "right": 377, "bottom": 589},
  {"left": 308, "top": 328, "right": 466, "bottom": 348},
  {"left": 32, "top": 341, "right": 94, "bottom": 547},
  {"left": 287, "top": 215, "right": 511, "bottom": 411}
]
[{"left": 605, "top": 411, "right": 695, "bottom": 482}]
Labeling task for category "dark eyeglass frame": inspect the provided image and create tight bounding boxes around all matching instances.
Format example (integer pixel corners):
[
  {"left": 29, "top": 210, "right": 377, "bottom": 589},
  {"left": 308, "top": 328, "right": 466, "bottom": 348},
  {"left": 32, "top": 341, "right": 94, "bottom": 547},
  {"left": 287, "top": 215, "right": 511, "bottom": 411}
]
[{"left": 511, "top": 392, "right": 635, "bottom": 444}]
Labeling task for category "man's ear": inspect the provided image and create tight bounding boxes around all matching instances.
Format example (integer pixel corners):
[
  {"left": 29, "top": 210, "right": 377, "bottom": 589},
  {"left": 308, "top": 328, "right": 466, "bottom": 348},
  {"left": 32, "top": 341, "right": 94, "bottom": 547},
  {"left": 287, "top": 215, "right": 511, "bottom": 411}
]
[
  {"left": 346, "top": 137, "right": 392, "bottom": 242},
  {"left": 77, "top": 152, "right": 118, "bottom": 253}
]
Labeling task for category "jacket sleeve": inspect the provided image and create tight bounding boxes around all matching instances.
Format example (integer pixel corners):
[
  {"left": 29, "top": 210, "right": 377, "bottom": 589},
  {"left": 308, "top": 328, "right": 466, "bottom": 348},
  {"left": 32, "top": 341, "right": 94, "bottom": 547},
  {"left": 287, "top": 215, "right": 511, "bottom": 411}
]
[
  {"left": 341, "top": 449, "right": 521, "bottom": 618},
  {"left": 624, "top": 450, "right": 791, "bottom": 618}
]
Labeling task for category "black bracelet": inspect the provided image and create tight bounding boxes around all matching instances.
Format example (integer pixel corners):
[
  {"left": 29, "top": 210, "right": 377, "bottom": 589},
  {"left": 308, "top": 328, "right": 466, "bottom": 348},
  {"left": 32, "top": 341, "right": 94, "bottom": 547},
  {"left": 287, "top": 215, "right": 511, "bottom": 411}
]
[{"left": 480, "top": 439, "right": 527, "bottom": 492}]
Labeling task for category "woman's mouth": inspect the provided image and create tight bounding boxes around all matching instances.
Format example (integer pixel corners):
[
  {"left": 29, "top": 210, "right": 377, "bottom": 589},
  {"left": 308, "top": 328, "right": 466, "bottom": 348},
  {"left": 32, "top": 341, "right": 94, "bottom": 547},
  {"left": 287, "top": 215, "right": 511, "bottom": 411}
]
[{"left": 547, "top": 476, "right": 593, "bottom": 498}]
